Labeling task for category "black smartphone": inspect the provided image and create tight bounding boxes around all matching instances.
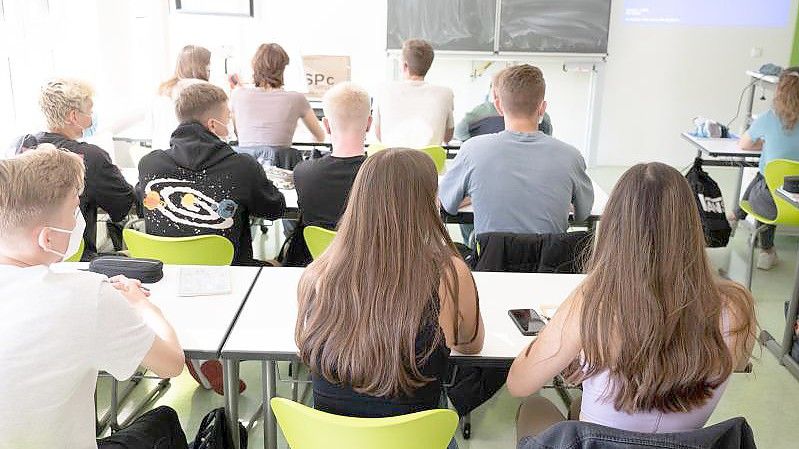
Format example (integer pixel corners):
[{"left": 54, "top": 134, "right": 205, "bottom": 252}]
[{"left": 508, "top": 309, "right": 546, "bottom": 336}]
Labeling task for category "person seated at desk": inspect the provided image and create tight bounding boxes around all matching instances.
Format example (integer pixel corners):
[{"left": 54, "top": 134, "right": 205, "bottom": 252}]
[
  {"left": 439, "top": 64, "right": 593, "bottom": 237},
  {"left": 151, "top": 44, "right": 212, "bottom": 151},
  {"left": 137, "top": 82, "right": 285, "bottom": 267},
  {"left": 374, "top": 39, "right": 455, "bottom": 148},
  {"left": 454, "top": 87, "right": 553, "bottom": 141},
  {"left": 507, "top": 163, "right": 756, "bottom": 441},
  {"left": 230, "top": 42, "right": 325, "bottom": 168},
  {"left": 0, "top": 147, "right": 186, "bottom": 449},
  {"left": 296, "top": 149, "right": 484, "bottom": 434},
  {"left": 294, "top": 82, "right": 370, "bottom": 230},
  {"left": 731, "top": 67, "right": 799, "bottom": 270},
  {"left": 23, "top": 78, "right": 135, "bottom": 260}
]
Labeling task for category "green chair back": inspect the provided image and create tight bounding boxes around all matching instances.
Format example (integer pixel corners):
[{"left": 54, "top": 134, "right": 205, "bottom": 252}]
[
  {"left": 64, "top": 239, "right": 85, "bottom": 262},
  {"left": 366, "top": 144, "right": 446, "bottom": 173},
  {"left": 366, "top": 142, "right": 387, "bottom": 156},
  {"left": 419, "top": 145, "right": 447, "bottom": 174},
  {"left": 122, "top": 229, "right": 234, "bottom": 265},
  {"left": 303, "top": 226, "right": 337, "bottom": 260},
  {"left": 739, "top": 158, "right": 799, "bottom": 225},
  {"left": 271, "top": 398, "right": 458, "bottom": 449}
]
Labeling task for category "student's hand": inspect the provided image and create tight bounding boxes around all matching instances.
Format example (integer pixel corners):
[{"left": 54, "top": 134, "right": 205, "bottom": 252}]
[
  {"left": 228, "top": 73, "right": 240, "bottom": 90},
  {"left": 459, "top": 197, "right": 472, "bottom": 208},
  {"left": 109, "top": 275, "right": 151, "bottom": 303}
]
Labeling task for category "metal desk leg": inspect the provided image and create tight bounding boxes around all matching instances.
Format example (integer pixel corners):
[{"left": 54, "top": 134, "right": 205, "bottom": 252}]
[
  {"left": 733, "top": 165, "right": 745, "bottom": 210},
  {"left": 264, "top": 360, "right": 278, "bottom": 449},
  {"left": 761, "top": 240, "right": 799, "bottom": 381},
  {"left": 224, "top": 359, "right": 241, "bottom": 449}
]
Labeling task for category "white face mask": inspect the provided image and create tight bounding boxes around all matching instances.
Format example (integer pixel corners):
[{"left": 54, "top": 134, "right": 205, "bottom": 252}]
[{"left": 38, "top": 208, "right": 86, "bottom": 261}]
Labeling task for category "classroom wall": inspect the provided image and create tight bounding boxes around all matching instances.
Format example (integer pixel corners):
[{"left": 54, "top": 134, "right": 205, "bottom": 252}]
[
  {"left": 3, "top": 0, "right": 798, "bottom": 167},
  {"left": 597, "top": 0, "right": 799, "bottom": 167}
]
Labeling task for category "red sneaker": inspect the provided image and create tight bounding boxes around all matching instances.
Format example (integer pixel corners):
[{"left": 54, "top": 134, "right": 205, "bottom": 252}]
[{"left": 200, "top": 359, "right": 247, "bottom": 395}]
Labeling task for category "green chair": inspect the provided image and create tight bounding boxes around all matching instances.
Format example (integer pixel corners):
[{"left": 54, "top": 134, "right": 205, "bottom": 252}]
[
  {"left": 739, "top": 158, "right": 799, "bottom": 288},
  {"left": 419, "top": 145, "right": 447, "bottom": 174},
  {"left": 366, "top": 142, "right": 387, "bottom": 156},
  {"left": 64, "top": 239, "right": 85, "bottom": 262},
  {"left": 122, "top": 229, "right": 234, "bottom": 265},
  {"left": 271, "top": 398, "right": 458, "bottom": 449},
  {"left": 303, "top": 226, "right": 337, "bottom": 260}
]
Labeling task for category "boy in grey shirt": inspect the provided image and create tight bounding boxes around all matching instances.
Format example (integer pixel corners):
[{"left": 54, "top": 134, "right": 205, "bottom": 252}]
[{"left": 439, "top": 65, "right": 593, "bottom": 237}]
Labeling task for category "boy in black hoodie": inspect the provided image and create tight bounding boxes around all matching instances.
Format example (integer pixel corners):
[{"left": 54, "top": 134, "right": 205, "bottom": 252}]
[
  {"left": 136, "top": 82, "right": 285, "bottom": 267},
  {"left": 25, "top": 79, "right": 136, "bottom": 260}
]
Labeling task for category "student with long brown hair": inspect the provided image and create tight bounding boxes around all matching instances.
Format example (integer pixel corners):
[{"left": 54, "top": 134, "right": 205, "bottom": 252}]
[
  {"left": 152, "top": 45, "right": 212, "bottom": 150},
  {"left": 296, "top": 148, "right": 483, "bottom": 420},
  {"left": 507, "top": 162, "right": 756, "bottom": 439}
]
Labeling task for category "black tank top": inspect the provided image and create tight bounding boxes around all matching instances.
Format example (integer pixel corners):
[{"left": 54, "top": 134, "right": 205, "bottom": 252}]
[{"left": 311, "top": 303, "right": 451, "bottom": 418}]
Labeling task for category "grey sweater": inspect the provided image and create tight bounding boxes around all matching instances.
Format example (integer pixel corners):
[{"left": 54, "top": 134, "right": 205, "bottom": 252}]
[{"left": 439, "top": 130, "right": 593, "bottom": 236}]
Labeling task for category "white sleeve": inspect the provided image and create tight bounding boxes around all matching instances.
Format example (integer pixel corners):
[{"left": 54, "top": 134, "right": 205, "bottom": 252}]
[
  {"left": 445, "top": 89, "right": 455, "bottom": 129},
  {"left": 94, "top": 283, "right": 156, "bottom": 380}
]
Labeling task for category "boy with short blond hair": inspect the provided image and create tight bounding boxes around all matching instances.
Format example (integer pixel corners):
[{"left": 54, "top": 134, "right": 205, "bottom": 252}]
[{"left": 0, "top": 146, "right": 186, "bottom": 449}]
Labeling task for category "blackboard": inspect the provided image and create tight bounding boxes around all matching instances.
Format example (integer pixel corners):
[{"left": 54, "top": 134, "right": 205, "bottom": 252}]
[
  {"left": 499, "top": 0, "right": 611, "bottom": 53},
  {"left": 387, "top": 0, "right": 611, "bottom": 54},
  {"left": 386, "top": 0, "right": 496, "bottom": 52}
]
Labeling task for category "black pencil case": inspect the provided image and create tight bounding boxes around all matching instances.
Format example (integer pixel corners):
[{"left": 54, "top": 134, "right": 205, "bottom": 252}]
[{"left": 89, "top": 256, "right": 164, "bottom": 284}]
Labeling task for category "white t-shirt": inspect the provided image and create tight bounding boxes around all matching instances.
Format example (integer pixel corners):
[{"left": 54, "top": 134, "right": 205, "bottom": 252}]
[
  {"left": 375, "top": 80, "right": 454, "bottom": 148},
  {"left": 0, "top": 265, "right": 155, "bottom": 449},
  {"left": 150, "top": 78, "right": 207, "bottom": 150}
]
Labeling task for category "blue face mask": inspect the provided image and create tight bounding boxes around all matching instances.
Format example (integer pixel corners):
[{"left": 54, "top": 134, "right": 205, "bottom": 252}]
[{"left": 82, "top": 112, "right": 98, "bottom": 139}]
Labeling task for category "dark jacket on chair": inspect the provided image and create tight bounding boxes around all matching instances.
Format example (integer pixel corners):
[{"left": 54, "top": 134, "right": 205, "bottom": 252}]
[
  {"left": 448, "top": 231, "right": 591, "bottom": 418},
  {"left": 519, "top": 418, "right": 756, "bottom": 449},
  {"left": 474, "top": 231, "right": 592, "bottom": 273},
  {"left": 136, "top": 122, "right": 285, "bottom": 265}
]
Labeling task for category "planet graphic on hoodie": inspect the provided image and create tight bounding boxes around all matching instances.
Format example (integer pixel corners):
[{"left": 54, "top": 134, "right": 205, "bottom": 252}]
[{"left": 144, "top": 178, "right": 236, "bottom": 230}]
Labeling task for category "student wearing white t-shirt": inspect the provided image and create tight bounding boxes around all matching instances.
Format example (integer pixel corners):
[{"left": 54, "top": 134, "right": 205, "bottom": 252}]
[
  {"left": 0, "top": 146, "right": 186, "bottom": 449},
  {"left": 374, "top": 39, "right": 455, "bottom": 148}
]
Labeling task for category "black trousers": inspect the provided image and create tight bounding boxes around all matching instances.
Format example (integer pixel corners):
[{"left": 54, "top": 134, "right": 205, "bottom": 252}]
[{"left": 97, "top": 406, "right": 188, "bottom": 449}]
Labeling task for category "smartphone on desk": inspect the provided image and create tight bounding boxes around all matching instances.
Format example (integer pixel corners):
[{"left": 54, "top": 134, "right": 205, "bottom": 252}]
[{"left": 508, "top": 309, "right": 547, "bottom": 336}]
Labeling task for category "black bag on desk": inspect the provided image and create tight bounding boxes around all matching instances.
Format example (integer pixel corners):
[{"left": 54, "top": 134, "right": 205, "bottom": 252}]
[
  {"left": 190, "top": 407, "right": 247, "bottom": 449},
  {"left": 686, "top": 158, "right": 731, "bottom": 247}
]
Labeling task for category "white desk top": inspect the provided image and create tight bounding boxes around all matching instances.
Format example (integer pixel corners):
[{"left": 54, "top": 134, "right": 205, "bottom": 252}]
[
  {"left": 680, "top": 132, "right": 760, "bottom": 159},
  {"left": 746, "top": 70, "right": 778, "bottom": 85},
  {"left": 221, "top": 267, "right": 585, "bottom": 362},
  {"left": 54, "top": 263, "right": 260, "bottom": 357}
]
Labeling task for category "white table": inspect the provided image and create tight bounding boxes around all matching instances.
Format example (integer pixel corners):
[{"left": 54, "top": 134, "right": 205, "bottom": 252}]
[
  {"left": 681, "top": 132, "right": 761, "bottom": 211},
  {"left": 55, "top": 263, "right": 261, "bottom": 358},
  {"left": 220, "top": 267, "right": 585, "bottom": 449}
]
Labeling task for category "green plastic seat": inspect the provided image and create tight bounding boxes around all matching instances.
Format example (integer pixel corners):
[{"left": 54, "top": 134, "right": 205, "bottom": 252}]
[
  {"left": 122, "top": 229, "right": 234, "bottom": 265},
  {"left": 738, "top": 158, "right": 799, "bottom": 287},
  {"left": 303, "top": 226, "right": 337, "bottom": 260},
  {"left": 366, "top": 142, "right": 387, "bottom": 156},
  {"left": 419, "top": 145, "right": 447, "bottom": 174},
  {"left": 271, "top": 398, "right": 458, "bottom": 449},
  {"left": 64, "top": 239, "right": 85, "bottom": 262}
]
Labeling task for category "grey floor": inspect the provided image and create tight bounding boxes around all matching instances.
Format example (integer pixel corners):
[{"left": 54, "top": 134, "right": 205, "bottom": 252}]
[{"left": 98, "top": 166, "right": 799, "bottom": 448}]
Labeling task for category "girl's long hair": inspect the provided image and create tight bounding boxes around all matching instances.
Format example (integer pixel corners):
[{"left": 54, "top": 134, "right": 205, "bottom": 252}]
[
  {"left": 774, "top": 66, "right": 799, "bottom": 130},
  {"left": 158, "top": 45, "right": 211, "bottom": 96},
  {"left": 296, "top": 149, "right": 476, "bottom": 397},
  {"left": 568, "top": 162, "right": 755, "bottom": 413}
]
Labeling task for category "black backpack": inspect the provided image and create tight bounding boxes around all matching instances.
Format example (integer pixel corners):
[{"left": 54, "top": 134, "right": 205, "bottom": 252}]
[
  {"left": 190, "top": 408, "right": 247, "bottom": 449},
  {"left": 685, "top": 158, "right": 732, "bottom": 247}
]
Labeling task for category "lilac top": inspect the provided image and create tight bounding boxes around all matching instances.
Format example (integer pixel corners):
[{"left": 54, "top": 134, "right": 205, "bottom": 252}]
[
  {"left": 230, "top": 87, "right": 311, "bottom": 147},
  {"left": 579, "top": 311, "right": 733, "bottom": 432}
]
